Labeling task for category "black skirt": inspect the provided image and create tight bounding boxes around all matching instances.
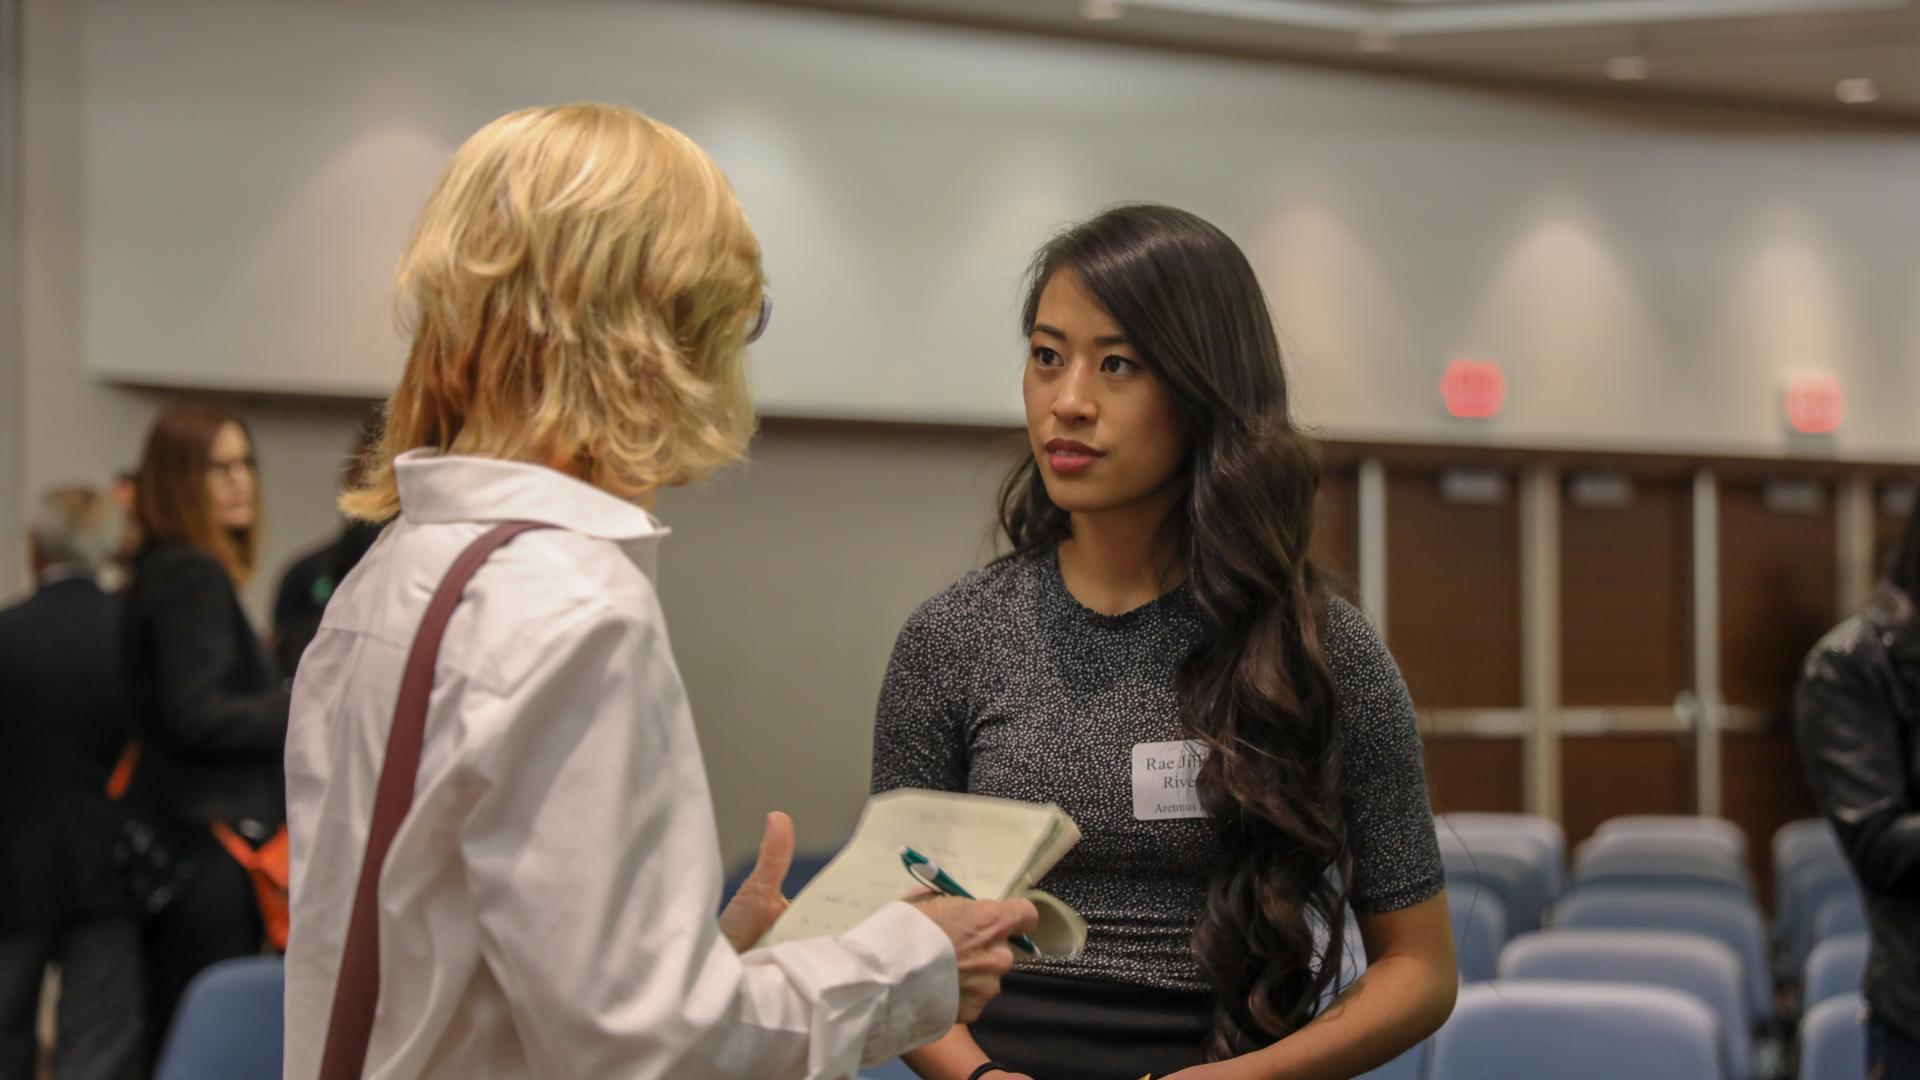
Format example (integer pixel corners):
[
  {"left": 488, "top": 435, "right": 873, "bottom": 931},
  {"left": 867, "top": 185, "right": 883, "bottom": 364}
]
[{"left": 969, "top": 972, "right": 1215, "bottom": 1080}]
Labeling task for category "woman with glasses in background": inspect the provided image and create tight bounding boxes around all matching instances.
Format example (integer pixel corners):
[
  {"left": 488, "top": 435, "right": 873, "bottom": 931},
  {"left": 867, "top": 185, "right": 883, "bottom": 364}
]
[{"left": 122, "top": 402, "right": 289, "bottom": 1058}]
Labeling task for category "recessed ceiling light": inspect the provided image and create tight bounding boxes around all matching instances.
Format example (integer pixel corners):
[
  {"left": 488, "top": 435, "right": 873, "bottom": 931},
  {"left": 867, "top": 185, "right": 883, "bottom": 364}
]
[
  {"left": 1836, "top": 77, "right": 1878, "bottom": 104},
  {"left": 1605, "top": 55, "right": 1651, "bottom": 81},
  {"left": 1080, "top": 0, "right": 1126, "bottom": 20},
  {"left": 1356, "top": 29, "right": 1396, "bottom": 54}
]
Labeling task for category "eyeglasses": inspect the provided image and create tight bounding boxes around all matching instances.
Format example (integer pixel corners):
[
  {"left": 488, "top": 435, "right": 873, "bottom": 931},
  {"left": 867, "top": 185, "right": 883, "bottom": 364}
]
[
  {"left": 207, "top": 456, "right": 257, "bottom": 482},
  {"left": 745, "top": 293, "right": 773, "bottom": 345}
]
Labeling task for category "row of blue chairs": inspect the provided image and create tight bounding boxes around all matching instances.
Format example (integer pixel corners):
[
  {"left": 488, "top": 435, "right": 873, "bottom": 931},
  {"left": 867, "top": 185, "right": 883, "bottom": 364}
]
[
  {"left": 160, "top": 952, "right": 1871, "bottom": 1080},
  {"left": 1440, "top": 815, "right": 1867, "bottom": 990},
  {"left": 1417, "top": 813, "right": 1874, "bottom": 1080},
  {"left": 1363, "top": 983, "right": 1866, "bottom": 1080}
]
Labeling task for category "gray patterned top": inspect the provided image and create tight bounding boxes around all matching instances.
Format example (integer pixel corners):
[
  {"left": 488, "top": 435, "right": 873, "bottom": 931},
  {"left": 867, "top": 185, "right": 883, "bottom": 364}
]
[{"left": 871, "top": 548, "right": 1444, "bottom": 993}]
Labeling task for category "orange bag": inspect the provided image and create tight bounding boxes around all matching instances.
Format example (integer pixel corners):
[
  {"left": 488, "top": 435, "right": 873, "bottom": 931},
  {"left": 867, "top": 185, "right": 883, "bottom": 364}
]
[{"left": 210, "top": 820, "right": 291, "bottom": 952}]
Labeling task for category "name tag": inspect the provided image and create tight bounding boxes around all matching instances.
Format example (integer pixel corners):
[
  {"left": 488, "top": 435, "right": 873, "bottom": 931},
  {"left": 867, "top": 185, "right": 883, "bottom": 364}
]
[{"left": 1132, "top": 740, "right": 1209, "bottom": 820}]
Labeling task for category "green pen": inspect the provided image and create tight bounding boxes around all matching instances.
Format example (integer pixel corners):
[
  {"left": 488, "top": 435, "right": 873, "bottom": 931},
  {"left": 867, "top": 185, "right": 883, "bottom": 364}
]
[{"left": 900, "top": 846, "right": 1039, "bottom": 955}]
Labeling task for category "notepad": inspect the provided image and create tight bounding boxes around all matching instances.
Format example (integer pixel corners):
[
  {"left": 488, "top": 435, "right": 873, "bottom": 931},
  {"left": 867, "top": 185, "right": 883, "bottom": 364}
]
[{"left": 754, "top": 788, "right": 1087, "bottom": 956}]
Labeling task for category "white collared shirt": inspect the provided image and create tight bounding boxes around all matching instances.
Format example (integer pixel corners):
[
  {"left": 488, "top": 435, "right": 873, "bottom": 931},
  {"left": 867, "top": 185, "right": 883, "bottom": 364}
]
[{"left": 284, "top": 452, "right": 957, "bottom": 1080}]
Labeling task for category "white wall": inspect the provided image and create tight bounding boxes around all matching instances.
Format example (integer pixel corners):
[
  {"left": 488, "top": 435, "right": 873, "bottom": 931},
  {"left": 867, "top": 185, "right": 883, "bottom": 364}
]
[
  {"left": 1, "top": 0, "right": 21, "bottom": 595},
  {"left": 18, "top": 0, "right": 1920, "bottom": 861},
  {"left": 70, "top": 0, "right": 1920, "bottom": 459},
  {"left": 652, "top": 422, "right": 1015, "bottom": 863},
  {"left": 16, "top": 0, "right": 376, "bottom": 617}
]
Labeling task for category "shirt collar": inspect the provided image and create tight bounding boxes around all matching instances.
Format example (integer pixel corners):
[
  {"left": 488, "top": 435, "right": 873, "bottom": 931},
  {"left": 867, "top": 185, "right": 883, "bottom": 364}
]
[
  {"left": 395, "top": 451, "right": 669, "bottom": 546},
  {"left": 36, "top": 565, "right": 95, "bottom": 589}
]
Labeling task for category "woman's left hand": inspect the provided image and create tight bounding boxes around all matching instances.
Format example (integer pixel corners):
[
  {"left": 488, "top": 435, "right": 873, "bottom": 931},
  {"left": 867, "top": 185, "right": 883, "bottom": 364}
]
[{"left": 718, "top": 811, "right": 795, "bottom": 952}]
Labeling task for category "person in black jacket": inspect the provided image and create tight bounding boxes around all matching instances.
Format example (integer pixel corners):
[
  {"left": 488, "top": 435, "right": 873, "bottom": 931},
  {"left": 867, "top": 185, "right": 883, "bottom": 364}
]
[
  {"left": 0, "top": 486, "right": 142, "bottom": 1080},
  {"left": 1796, "top": 493, "right": 1920, "bottom": 1078},
  {"left": 270, "top": 420, "right": 381, "bottom": 679},
  {"left": 121, "top": 403, "right": 289, "bottom": 1058}
]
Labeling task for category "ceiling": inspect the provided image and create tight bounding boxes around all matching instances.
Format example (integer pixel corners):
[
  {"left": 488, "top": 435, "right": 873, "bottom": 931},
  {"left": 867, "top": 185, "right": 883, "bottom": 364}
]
[{"left": 758, "top": 0, "right": 1920, "bottom": 122}]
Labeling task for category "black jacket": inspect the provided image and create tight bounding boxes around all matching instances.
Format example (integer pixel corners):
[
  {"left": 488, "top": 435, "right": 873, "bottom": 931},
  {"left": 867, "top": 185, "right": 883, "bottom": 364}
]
[
  {"left": 1795, "top": 583, "right": 1920, "bottom": 1040},
  {"left": 271, "top": 519, "right": 382, "bottom": 679},
  {"left": 121, "top": 542, "right": 289, "bottom": 830},
  {"left": 0, "top": 577, "right": 136, "bottom": 931}
]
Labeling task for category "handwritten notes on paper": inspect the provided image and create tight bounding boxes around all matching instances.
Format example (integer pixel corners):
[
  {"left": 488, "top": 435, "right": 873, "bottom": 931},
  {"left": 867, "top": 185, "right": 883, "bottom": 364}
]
[{"left": 754, "top": 789, "right": 1084, "bottom": 955}]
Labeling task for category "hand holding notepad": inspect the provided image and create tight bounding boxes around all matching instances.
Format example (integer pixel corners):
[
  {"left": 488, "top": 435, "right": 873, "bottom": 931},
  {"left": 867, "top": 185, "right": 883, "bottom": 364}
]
[{"left": 755, "top": 788, "right": 1088, "bottom": 956}]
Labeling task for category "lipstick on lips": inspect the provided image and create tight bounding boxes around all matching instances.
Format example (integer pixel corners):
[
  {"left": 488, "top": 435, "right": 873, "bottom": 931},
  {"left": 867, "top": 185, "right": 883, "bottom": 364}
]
[{"left": 1044, "top": 437, "right": 1103, "bottom": 476}]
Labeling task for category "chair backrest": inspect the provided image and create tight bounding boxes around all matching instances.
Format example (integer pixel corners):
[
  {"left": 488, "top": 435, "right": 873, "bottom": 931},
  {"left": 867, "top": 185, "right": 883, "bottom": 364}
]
[
  {"left": 154, "top": 957, "right": 286, "bottom": 1080},
  {"left": 1777, "top": 847, "right": 1850, "bottom": 935},
  {"left": 1802, "top": 934, "right": 1869, "bottom": 1010},
  {"left": 1439, "top": 833, "right": 1547, "bottom": 933},
  {"left": 1787, "top": 867, "right": 1861, "bottom": 972},
  {"left": 1574, "top": 843, "right": 1753, "bottom": 898},
  {"left": 1447, "top": 883, "right": 1509, "bottom": 984},
  {"left": 1438, "top": 813, "right": 1567, "bottom": 899},
  {"left": 1796, "top": 993, "right": 1867, "bottom": 1080},
  {"left": 1596, "top": 815, "right": 1748, "bottom": 860},
  {"left": 1498, "top": 929, "right": 1752, "bottom": 1079},
  {"left": 1811, "top": 891, "right": 1867, "bottom": 945},
  {"left": 1773, "top": 819, "right": 1841, "bottom": 880},
  {"left": 1584, "top": 829, "right": 1752, "bottom": 868},
  {"left": 1553, "top": 887, "right": 1772, "bottom": 1020},
  {"left": 1429, "top": 981, "right": 1723, "bottom": 1080}
]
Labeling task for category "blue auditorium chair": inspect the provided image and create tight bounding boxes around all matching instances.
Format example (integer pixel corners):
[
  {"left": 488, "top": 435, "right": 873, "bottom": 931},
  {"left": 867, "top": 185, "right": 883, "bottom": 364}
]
[
  {"left": 1802, "top": 934, "right": 1868, "bottom": 1011},
  {"left": 1594, "top": 815, "right": 1748, "bottom": 862},
  {"left": 1498, "top": 929, "right": 1753, "bottom": 1079},
  {"left": 1437, "top": 812, "right": 1567, "bottom": 900},
  {"left": 1439, "top": 832, "right": 1547, "bottom": 934},
  {"left": 1554, "top": 887, "right": 1771, "bottom": 1022},
  {"left": 1428, "top": 981, "right": 1722, "bottom": 1080},
  {"left": 1573, "top": 838, "right": 1753, "bottom": 898},
  {"left": 1811, "top": 892, "right": 1867, "bottom": 945},
  {"left": 1773, "top": 819, "right": 1841, "bottom": 885},
  {"left": 1778, "top": 847, "right": 1850, "bottom": 945},
  {"left": 154, "top": 956, "right": 285, "bottom": 1080},
  {"left": 1787, "top": 866, "right": 1860, "bottom": 975},
  {"left": 1447, "top": 882, "right": 1509, "bottom": 984},
  {"left": 1796, "top": 992, "right": 1867, "bottom": 1080}
]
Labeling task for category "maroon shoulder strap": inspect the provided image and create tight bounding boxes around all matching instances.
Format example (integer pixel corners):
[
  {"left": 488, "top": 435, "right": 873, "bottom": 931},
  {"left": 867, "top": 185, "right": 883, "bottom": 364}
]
[{"left": 317, "top": 520, "right": 555, "bottom": 1080}]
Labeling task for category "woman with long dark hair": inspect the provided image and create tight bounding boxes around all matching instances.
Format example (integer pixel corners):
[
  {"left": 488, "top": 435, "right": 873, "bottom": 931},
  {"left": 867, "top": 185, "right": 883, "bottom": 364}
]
[
  {"left": 872, "top": 205, "right": 1458, "bottom": 1079},
  {"left": 122, "top": 402, "right": 289, "bottom": 1051}
]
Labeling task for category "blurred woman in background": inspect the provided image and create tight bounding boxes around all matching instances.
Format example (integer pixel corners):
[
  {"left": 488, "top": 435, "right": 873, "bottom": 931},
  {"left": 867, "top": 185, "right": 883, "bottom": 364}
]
[{"left": 122, "top": 402, "right": 289, "bottom": 1054}]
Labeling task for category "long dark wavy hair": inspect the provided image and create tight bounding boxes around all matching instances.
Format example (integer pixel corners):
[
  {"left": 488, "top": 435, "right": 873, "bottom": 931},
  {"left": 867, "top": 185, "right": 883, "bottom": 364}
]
[{"left": 998, "top": 204, "right": 1350, "bottom": 1058}]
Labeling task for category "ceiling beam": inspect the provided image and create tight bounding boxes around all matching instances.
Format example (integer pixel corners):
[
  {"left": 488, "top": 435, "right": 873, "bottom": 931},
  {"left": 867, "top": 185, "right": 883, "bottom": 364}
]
[{"left": 1130, "top": 0, "right": 1908, "bottom": 35}]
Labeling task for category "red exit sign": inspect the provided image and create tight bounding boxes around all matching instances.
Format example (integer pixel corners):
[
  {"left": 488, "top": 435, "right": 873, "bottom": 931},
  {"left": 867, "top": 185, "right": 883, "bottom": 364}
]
[
  {"left": 1784, "top": 372, "right": 1845, "bottom": 435},
  {"left": 1441, "top": 360, "right": 1505, "bottom": 420}
]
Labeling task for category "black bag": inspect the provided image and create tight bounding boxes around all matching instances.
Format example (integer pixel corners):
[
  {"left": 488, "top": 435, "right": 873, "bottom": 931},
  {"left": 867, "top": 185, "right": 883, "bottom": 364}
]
[{"left": 106, "top": 741, "right": 194, "bottom": 918}]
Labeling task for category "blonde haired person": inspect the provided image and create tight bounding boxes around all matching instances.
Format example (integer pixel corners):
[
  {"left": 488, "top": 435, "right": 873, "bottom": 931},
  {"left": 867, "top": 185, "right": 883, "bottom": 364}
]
[{"left": 283, "top": 103, "right": 1034, "bottom": 1080}]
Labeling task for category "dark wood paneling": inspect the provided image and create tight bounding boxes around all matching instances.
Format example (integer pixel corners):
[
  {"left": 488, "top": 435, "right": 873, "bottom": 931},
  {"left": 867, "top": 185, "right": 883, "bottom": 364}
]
[
  {"left": 1311, "top": 467, "right": 1359, "bottom": 587},
  {"left": 1561, "top": 734, "right": 1693, "bottom": 849},
  {"left": 1323, "top": 438, "right": 1909, "bottom": 483},
  {"left": 1719, "top": 478, "right": 1837, "bottom": 713},
  {"left": 1561, "top": 476, "right": 1692, "bottom": 707},
  {"left": 1386, "top": 469, "right": 1523, "bottom": 709},
  {"left": 1873, "top": 483, "right": 1911, "bottom": 580},
  {"left": 1722, "top": 730, "right": 1820, "bottom": 915},
  {"left": 1425, "top": 736, "right": 1526, "bottom": 814}
]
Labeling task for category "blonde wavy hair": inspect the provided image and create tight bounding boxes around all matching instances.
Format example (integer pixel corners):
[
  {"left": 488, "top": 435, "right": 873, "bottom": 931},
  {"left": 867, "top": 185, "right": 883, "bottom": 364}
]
[{"left": 342, "top": 103, "right": 762, "bottom": 521}]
